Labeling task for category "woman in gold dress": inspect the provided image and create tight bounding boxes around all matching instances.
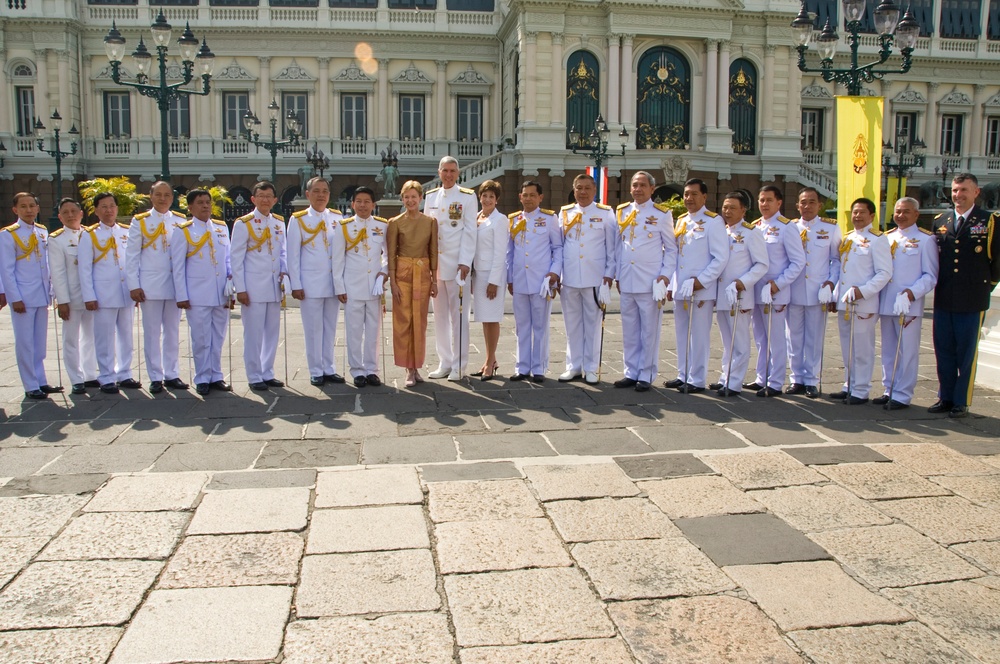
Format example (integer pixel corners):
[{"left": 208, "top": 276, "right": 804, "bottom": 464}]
[{"left": 387, "top": 181, "right": 438, "bottom": 387}]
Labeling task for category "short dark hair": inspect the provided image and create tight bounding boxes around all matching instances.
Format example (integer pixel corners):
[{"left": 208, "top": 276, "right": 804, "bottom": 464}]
[
  {"left": 798, "top": 187, "right": 820, "bottom": 200},
  {"left": 93, "top": 192, "right": 117, "bottom": 209},
  {"left": 573, "top": 174, "right": 596, "bottom": 187},
  {"left": 724, "top": 191, "right": 749, "bottom": 208},
  {"left": 12, "top": 192, "right": 38, "bottom": 206},
  {"left": 58, "top": 198, "right": 83, "bottom": 211},
  {"left": 684, "top": 178, "right": 708, "bottom": 195},
  {"left": 186, "top": 188, "right": 211, "bottom": 206},
  {"left": 306, "top": 177, "right": 328, "bottom": 192},
  {"left": 352, "top": 186, "right": 376, "bottom": 202},
  {"left": 851, "top": 197, "right": 877, "bottom": 214},
  {"left": 759, "top": 184, "right": 783, "bottom": 202},
  {"left": 252, "top": 181, "right": 276, "bottom": 196},
  {"left": 479, "top": 180, "right": 502, "bottom": 199},
  {"left": 520, "top": 180, "right": 542, "bottom": 195},
  {"left": 952, "top": 172, "right": 978, "bottom": 186}
]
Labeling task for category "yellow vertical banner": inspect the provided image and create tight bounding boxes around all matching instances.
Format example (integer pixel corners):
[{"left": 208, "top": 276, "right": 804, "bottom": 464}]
[
  {"left": 886, "top": 176, "right": 906, "bottom": 220},
  {"left": 835, "top": 96, "right": 883, "bottom": 234}
]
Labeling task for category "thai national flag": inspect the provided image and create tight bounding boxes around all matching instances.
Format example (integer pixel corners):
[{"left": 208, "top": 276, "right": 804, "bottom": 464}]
[{"left": 586, "top": 166, "right": 608, "bottom": 204}]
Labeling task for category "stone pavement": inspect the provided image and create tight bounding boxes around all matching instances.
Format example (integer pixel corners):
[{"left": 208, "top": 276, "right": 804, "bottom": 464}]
[{"left": 1, "top": 304, "right": 1000, "bottom": 663}]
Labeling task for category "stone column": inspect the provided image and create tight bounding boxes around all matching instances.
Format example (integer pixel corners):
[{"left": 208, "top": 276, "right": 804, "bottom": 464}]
[
  {"left": 56, "top": 50, "right": 70, "bottom": 123},
  {"left": 970, "top": 84, "right": 986, "bottom": 157},
  {"left": 524, "top": 31, "right": 537, "bottom": 125},
  {"left": 620, "top": 34, "right": 634, "bottom": 127},
  {"left": 717, "top": 40, "right": 730, "bottom": 131},
  {"left": 0, "top": 49, "right": 10, "bottom": 134},
  {"left": 551, "top": 33, "right": 564, "bottom": 127},
  {"left": 924, "top": 82, "right": 938, "bottom": 155},
  {"left": 318, "top": 57, "right": 330, "bottom": 139},
  {"left": 787, "top": 50, "right": 802, "bottom": 139},
  {"left": 761, "top": 45, "right": 775, "bottom": 132},
  {"left": 607, "top": 33, "right": 621, "bottom": 125},
  {"left": 35, "top": 49, "right": 50, "bottom": 116},
  {"left": 705, "top": 40, "right": 718, "bottom": 129},
  {"left": 436, "top": 60, "right": 448, "bottom": 140}
]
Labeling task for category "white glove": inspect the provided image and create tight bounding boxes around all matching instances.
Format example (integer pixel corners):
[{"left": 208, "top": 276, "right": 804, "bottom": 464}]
[
  {"left": 371, "top": 279, "right": 384, "bottom": 297},
  {"left": 224, "top": 280, "right": 237, "bottom": 298},
  {"left": 280, "top": 275, "right": 291, "bottom": 294},
  {"left": 893, "top": 292, "right": 911, "bottom": 316},
  {"left": 538, "top": 279, "right": 552, "bottom": 298},
  {"left": 652, "top": 279, "right": 669, "bottom": 303},
  {"left": 725, "top": 282, "right": 739, "bottom": 308},
  {"left": 456, "top": 274, "right": 467, "bottom": 288},
  {"left": 818, "top": 284, "right": 834, "bottom": 304},
  {"left": 676, "top": 278, "right": 695, "bottom": 301},
  {"left": 598, "top": 283, "right": 611, "bottom": 307},
  {"left": 841, "top": 287, "right": 858, "bottom": 304},
  {"left": 759, "top": 286, "right": 773, "bottom": 305}
]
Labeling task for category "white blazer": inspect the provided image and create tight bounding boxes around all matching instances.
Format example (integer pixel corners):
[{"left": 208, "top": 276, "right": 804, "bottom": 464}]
[{"left": 473, "top": 208, "right": 509, "bottom": 287}]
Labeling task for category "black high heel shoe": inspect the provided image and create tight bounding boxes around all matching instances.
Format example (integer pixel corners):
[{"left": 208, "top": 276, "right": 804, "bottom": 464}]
[{"left": 481, "top": 363, "right": 499, "bottom": 381}]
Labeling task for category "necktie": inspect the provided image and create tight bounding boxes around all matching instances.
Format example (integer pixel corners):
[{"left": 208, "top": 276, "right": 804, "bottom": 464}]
[{"left": 955, "top": 215, "right": 965, "bottom": 233}]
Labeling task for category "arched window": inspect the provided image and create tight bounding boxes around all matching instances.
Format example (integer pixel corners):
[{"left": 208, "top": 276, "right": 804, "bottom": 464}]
[
  {"left": 12, "top": 64, "right": 34, "bottom": 78},
  {"left": 566, "top": 50, "right": 600, "bottom": 149},
  {"left": 635, "top": 47, "right": 690, "bottom": 150},
  {"left": 729, "top": 58, "right": 757, "bottom": 155}
]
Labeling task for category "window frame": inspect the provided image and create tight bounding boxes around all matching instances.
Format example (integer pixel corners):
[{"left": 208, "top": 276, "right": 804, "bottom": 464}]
[
  {"left": 167, "top": 95, "right": 191, "bottom": 139},
  {"left": 103, "top": 90, "right": 132, "bottom": 139},
  {"left": 457, "top": 95, "right": 483, "bottom": 143},
  {"left": 940, "top": 113, "right": 964, "bottom": 155},
  {"left": 399, "top": 94, "right": 425, "bottom": 141},
  {"left": 801, "top": 108, "right": 825, "bottom": 152},
  {"left": 222, "top": 91, "right": 250, "bottom": 139},
  {"left": 281, "top": 91, "right": 309, "bottom": 140},
  {"left": 15, "top": 86, "right": 35, "bottom": 137}
]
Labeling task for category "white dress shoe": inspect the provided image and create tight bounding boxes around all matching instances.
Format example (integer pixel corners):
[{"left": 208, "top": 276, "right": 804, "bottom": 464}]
[
  {"left": 447, "top": 370, "right": 462, "bottom": 381},
  {"left": 558, "top": 370, "right": 582, "bottom": 382},
  {"left": 428, "top": 367, "right": 451, "bottom": 379},
  {"left": 584, "top": 372, "right": 599, "bottom": 384}
]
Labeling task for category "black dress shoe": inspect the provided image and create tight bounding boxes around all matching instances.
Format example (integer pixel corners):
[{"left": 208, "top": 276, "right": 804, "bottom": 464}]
[
  {"left": 949, "top": 406, "right": 969, "bottom": 419},
  {"left": 25, "top": 389, "right": 48, "bottom": 400},
  {"left": 366, "top": 374, "right": 382, "bottom": 387},
  {"left": 249, "top": 381, "right": 269, "bottom": 391},
  {"left": 264, "top": 378, "right": 284, "bottom": 388},
  {"left": 663, "top": 378, "right": 685, "bottom": 389},
  {"left": 310, "top": 376, "right": 325, "bottom": 387},
  {"left": 872, "top": 394, "right": 890, "bottom": 406},
  {"left": 164, "top": 378, "right": 189, "bottom": 390},
  {"left": 40, "top": 384, "right": 64, "bottom": 394},
  {"left": 196, "top": 383, "right": 210, "bottom": 395},
  {"left": 757, "top": 387, "right": 781, "bottom": 397},
  {"left": 784, "top": 383, "right": 806, "bottom": 395},
  {"left": 615, "top": 377, "right": 638, "bottom": 388},
  {"left": 149, "top": 381, "right": 164, "bottom": 394},
  {"left": 118, "top": 379, "right": 142, "bottom": 389},
  {"left": 84, "top": 379, "right": 101, "bottom": 388},
  {"left": 886, "top": 400, "right": 909, "bottom": 410},
  {"left": 100, "top": 383, "right": 120, "bottom": 394},
  {"left": 847, "top": 396, "right": 869, "bottom": 405},
  {"left": 828, "top": 391, "right": 849, "bottom": 400},
  {"left": 510, "top": 373, "right": 528, "bottom": 382},
  {"left": 325, "top": 374, "right": 346, "bottom": 384},
  {"left": 209, "top": 380, "right": 232, "bottom": 392},
  {"left": 928, "top": 400, "right": 954, "bottom": 414},
  {"left": 804, "top": 385, "right": 820, "bottom": 399},
  {"left": 742, "top": 382, "right": 764, "bottom": 391},
  {"left": 354, "top": 375, "right": 368, "bottom": 387},
  {"left": 635, "top": 381, "right": 651, "bottom": 392},
  {"left": 678, "top": 384, "right": 705, "bottom": 394},
  {"left": 709, "top": 382, "right": 723, "bottom": 390},
  {"left": 71, "top": 383, "right": 87, "bottom": 395},
  {"left": 716, "top": 387, "right": 741, "bottom": 397},
  {"left": 531, "top": 375, "right": 545, "bottom": 384}
]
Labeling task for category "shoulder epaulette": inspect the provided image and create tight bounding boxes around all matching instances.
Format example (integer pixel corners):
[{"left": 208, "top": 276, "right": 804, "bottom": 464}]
[
  {"left": 777, "top": 215, "right": 790, "bottom": 224},
  {"left": 292, "top": 209, "right": 309, "bottom": 219},
  {"left": 820, "top": 217, "right": 837, "bottom": 225},
  {"left": 560, "top": 203, "right": 575, "bottom": 211},
  {"left": 374, "top": 216, "right": 388, "bottom": 224},
  {"left": 176, "top": 221, "right": 193, "bottom": 229},
  {"left": 4, "top": 223, "right": 20, "bottom": 232},
  {"left": 459, "top": 187, "right": 475, "bottom": 195},
  {"left": 676, "top": 211, "right": 689, "bottom": 220},
  {"left": 84, "top": 224, "right": 99, "bottom": 231},
  {"left": 238, "top": 213, "right": 255, "bottom": 222},
  {"left": 705, "top": 210, "right": 719, "bottom": 218},
  {"left": 596, "top": 203, "right": 612, "bottom": 210},
  {"left": 341, "top": 216, "right": 355, "bottom": 225},
  {"left": 541, "top": 208, "right": 555, "bottom": 216},
  {"left": 741, "top": 221, "right": 755, "bottom": 229},
  {"left": 49, "top": 228, "right": 65, "bottom": 237},
  {"left": 654, "top": 203, "right": 673, "bottom": 214},
  {"left": 272, "top": 213, "right": 284, "bottom": 222},
  {"left": 212, "top": 219, "right": 226, "bottom": 226},
  {"left": 918, "top": 227, "right": 933, "bottom": 235},
  {"left": 870, "top": 228, "right": 883, "bottom": 236},
  {"left": 508, "top": 212, "right": 520, "bottom": 219},
  {"left": 135, "top": 211, "right": 151, "bottom": 220},
  {"left": 933, "top": 213, "right": 944, "bottom": 220},
  {"left": 616, "top": 202, "right": 630, "bottom": 210},
  {"left": 171, "top": 210, "right": 186, "bottom": 218},
  {"left": 117, "top": 222, "right": 130, "bottom": 229},
  {"left": 426, "top": 187, "right": 440, "bottom": 195},
  {"left": 326, "top": 208, "right": 341, "bottom": 215}
]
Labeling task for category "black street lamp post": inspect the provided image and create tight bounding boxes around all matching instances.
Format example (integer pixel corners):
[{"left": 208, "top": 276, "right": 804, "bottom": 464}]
[
  {"left": 882, "top": 126, "right": 925, "bottom": 207},
  {"left": 791, "top": 0, "right": 919, "bottom": 96},
  {"left": 568, "top": 114, "right": 628, "bottom": 169},
  {"left": 103, "top": 11, "right": 215, "bottom": 183},
  {"left": 242, "top": 100, "right": 303, "bottom": 184},
  {"left": 35, "top": 110, "right": 79, "bottom": 225},
  {"left": 305, "top": 144, "right": 330, "bottom": 179}
]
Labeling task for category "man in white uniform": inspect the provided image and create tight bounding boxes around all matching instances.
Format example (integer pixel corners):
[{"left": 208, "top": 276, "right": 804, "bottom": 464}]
[
  {"left": 424, "top": 156, "right": 477, "bottom": 380},
  {"left": 613, "top": 172, "right": 677, "bottom": 391},
  {"left": 558, "top": 174, "right": 616, "bottom": 384},
  {"left": 232, "top": 182, "right": 288, "bottom": 391},
  {"left": 125, "top": 181, "right": 188, "bottom": 394},
  {"left": 288, "top": 178, "right": 347, "bottom": 386},
  {"left": 341, "top": 187, "right": 388, "bottom": 387},
  {"left": 875, "top": 197, "right": 938, "bottom": 409},
  {"left": 48, "top": 198, "right": 99, "bottom": 394},
  {"left": 78, "top": 192, "right": 140, "bottom": 394}
]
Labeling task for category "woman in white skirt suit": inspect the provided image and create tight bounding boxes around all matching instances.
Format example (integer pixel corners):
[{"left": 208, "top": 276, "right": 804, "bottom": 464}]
[{"left": 471, "top": 180, "right": 508, "bottom": 380}]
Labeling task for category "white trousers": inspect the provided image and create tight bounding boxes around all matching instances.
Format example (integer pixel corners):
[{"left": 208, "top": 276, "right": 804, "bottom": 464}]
[
  {"left": 11, "top": 306, "right": 49, "bottom": 391},
  {"left": 879, "top": 315, "right": 922, "bottom": 404},
  {"left": 562, "top": 285, "right": 602, "bottom": 374},
  {"left": 187, "top": 305, "right": 228, "bottom": 385},
  {"left": 140, "top": 299, "right": 181, "bottom": 381},
  {"left": 717, "top": 306, "right": 752, "bottom": 391},
  {"left": 621, "top": 292, "right": 662, "bottom": 383},
  {"left": 94, "top": 306, "right": 134, "bottom": 385},
  {"left": 62, "top": 308, "right": 98, "bottom": 385},
  {"left": 512, "top": 293, "right": 552, "bottom": 376},
  {"left": 838, "top": 311, "right": 878, "bottom": 398},
  {"left": 674, "top": 300, "right": 714, "bottom": 388},
  {"left": 241, "top": 301, "right": 280, "bottom": 384},
  {"left": 787, "top": 304, "right": 828, "bottom": 387},
  {"left": 752, "top": 304, "right": 789, "bottom": 389},
  {"left": 300, "top": 297, "right": 340, "bottom": 379},
  {"left": 433, "top": 279, "right": 470, "bottom": 373},
  {"left": 346, "top": 297, "right": 380, "bottom": 377}
]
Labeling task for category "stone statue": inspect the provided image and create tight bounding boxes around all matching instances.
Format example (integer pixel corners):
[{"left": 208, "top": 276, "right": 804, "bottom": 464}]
[
  {"left": 375, "top": 145, "right": 400, "bottom": 198},
  {"left": 981, "top": 181, "right": 1000, "bottom": 209},
  {"left": 298, "top": 164, "right": 313, "bottom": 194}
]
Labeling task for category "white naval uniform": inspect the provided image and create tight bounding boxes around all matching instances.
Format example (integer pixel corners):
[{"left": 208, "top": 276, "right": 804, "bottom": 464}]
[
  {"left": 287, "top": 207, "right": 346, "bottom": 380},
  {"left": 559, "top": 202, "right": 616, "bottom": 375},
  {"left": 615, "top": 200, "right": 677, "bottom": 383},
  {"left": 170, "top": 218, "right": 232, "bottom": 385},
  {"left": 835, "top": 224, "right": 892, "bottom": 399},
  {"left": 0, "top": 220, "right": 53, "bottom": 391},
  {"left": 424, "top": 185, "right": 477, "bottom": 374},
  {"left": 878, "top": 225, "right": 938, "bottom": 404},
  {"left": 78, "top": 222, "right": 134, "bottom": 386},
  {"left": 751, "top": 214, "right": 806, "bottom": 390},
  {"left": 48, "top": 226, "right": 98, "bottom": 386},
  {"left": 716, "top": 221, "right": 768, "bottom": 392},
  {"left": 507, "top": 208, "right": 563, "bottom": 377},
  {"left": 671, "top": 207, "right": 729, "bottom": 388},
  {"left": 787, "top": 217, "right": 842, "bottom": 388},
  {"left": 341, "top": 215, "right": 388, "bottom": 378},
  {"left": 231, "top": 210, "right": 288, "bottom": 384},
  {"left": 125, "top": 209, "right": 185, "bottom": 382}
]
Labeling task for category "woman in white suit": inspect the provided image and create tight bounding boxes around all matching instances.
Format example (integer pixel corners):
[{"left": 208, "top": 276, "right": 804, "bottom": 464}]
[{"left": 471, "top": 180, "right": 508, "bottom": 380}]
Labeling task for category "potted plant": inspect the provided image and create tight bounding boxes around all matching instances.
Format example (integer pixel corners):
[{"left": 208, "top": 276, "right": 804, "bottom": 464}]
[
  {"left": 77, "top": 176, "right": 150, "bottom": 220},
  {"left": 177, "top": 185, "right": 234, "bottom": 221}
]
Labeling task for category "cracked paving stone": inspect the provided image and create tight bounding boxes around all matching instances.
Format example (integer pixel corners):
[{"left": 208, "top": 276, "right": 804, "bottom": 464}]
[
  {"left": 315, "top": 466, "right": 422, "bottom": 508},
  {"left": 255, "top": 439, "right": 360, "bottom": 469},
  {"left": 545, "top": 497, "right": 682, "bottom": 542},
  {"left": 83, "top": 473, "right": 207, "bottom": 512},
  {"left": 187, "top": 486, "right": 310, "bottom": 535},
  {"left": 435, "top": 518, "right": 571, "bottom": 574},
  {"left": 159, "top": 532, "right": 304, "bottom": 588},
  {"left": 0, "top": 627, "right": 123, "bottom": 664},
  {"left": 37, "top": 511, "right": 189, "bottom": 561},
  {"left": 428, "top": 480, "right": 543, "bottom": 523},
  {"left": 869, "top": 443, "right": 997, "bottom": 476},
  {"left": 875, "top": 495, "right": 1000, "bottom": 544},
  {"left": 817, "top": 462, "right": 952, "bottom": 500},
  {"left": 307, "top": 505, "right": 429, "bottom": 554},
  {"left": 639, "top": 476, "right": 763, "bottom": 519},
  {"left": 523, "top": 463, "right": 639, "bottom": 501},
  {"left": 459, "top": 638, "right": 634, "bottom": 664},
  {"left": 699, "top": 450, "right": 825, "bottom": 489},
  {"left": 0, "top": 495, "right": 90, "bottom": 537},
  {"left": 749, "top": 484, "right": 893, "bottom": 532},
  {"left": 788, "top": 622, "right": 977, "bottom": 664},
  {"left": 283, "top": 613, "right": 455, "bottom": 664}
]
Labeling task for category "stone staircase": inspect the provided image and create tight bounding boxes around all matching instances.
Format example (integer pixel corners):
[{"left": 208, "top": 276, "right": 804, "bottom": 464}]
[
  {"left": 791, "top": 162, "right": 838, "bottom": 199},
  {"left": 420, "top": 150, "right": 511, "bottom": 191}
]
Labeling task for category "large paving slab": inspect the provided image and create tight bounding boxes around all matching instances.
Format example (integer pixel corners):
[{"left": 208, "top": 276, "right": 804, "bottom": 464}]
[
  {"left": 782, "top": 444, "right": 890, "bottom": 466},
  {"left": 37, "top": 511, "right": 189, "bottom": 561},
  {"left": 159, "top": 532, "right": 304, "bottom": 588},
  {"left": 806, "top": 422, "right": 911, "bottom": 445},
  {"left": 283, "top": 613, "right": 455, "bottom": 664},
  {"left": 545, "top": 497, "right": 682, "bottom": 542},
  {"left": 151, "top": 441, "right": 264, "bottom": 472},
  {"left": 749, "top": 484, "right": 894, "bottom": 531},
  {"left": 420, "top": 461, "right": 521, "bottom": 482},
  {"left": 0, "top": 627, "right": 123, "bottom": 664},
  {"left": 187, "top": 486, "right": 310, "bottom": 534},
  {"left": 674, "top": 512, "right": 832, "bottom": 566},
  {"left": 614, "top": 453, "right": 714, "bottom": 479},
  {"left": 699, "top": 450, "right": 825, "bottom": 489},
  {"left": 523, "top": 463, "right": 639, "bottom": 501},
  {"left": 875, "top": 495, "right": 1000, "bottom": 544},
  {"left": 460, "top": 638, "right": 635, "bottom": 664},
  {"left": 0, "top": 473, "right": 109, "bottom": 497},
  {"left": 0, "top": 494, "right": 90, "bottom": 537},
  {"left": 361, "top": 434, "right": 458, "bottom": 464},
  {"left": 0, "top": 446, "right": 68, "bottom": 476},
  {"left": 788, "top": 622, "right": 977, "bottom": 664},
  {"left": 608, "top": 596, "right": 804, "bottom": 664},
  {"left": 204, "top": 468, "right": 316, "bottom": 490},
  {"left": 108, "top": 586, "right": 292, "bottom": 664},
  {"left": 38, "top": 444, "right": 167, "bottom": 475},
  {"left": 725, "top": 421, "right": 827, "bottom": 447},
  {"left": 455, "top": 432, "right": 556, "bottom": 460},
  {"left": 315, "top": 466, "right": 423, "bottom": 507},
  {"left": 869, "top": 443, "right": 998, "bottom": 476},
  {"left": 630, "top": 424, "right": 747, "bottom": 452},
  {"left": 543, "top": 428, "right": 651, "bottom": 456},
  {"left": 0, "top": 536, "right": 48, "bottom": 588},
  {"left": 83, "top": 473, "right": 207, "bottom": 512},
  {"left": 31, "top": 420, "right": 134, "bottom": 446},
  {"left": 307, "top": 505, "right": 430, "bottom": 553},
  {"left": 932, "top": 473, "right": 1000, "bottom": 509},
  {"left": 427, "top": 479, "right": 543, "bottom": 523},
  {"left": 639, "top": 475, "right": 764, "bottom": 518},
  {"left": 953, "top": 541, "right": 1000, "bottom": 574},
  {"left": 255, "top": 439, "right": 360, "bottom": 468},
  {"left": 435, "top": 518, "right": 571, "bottom": 573},
  {"left": 817, "top": 462, "right": 953, "bottom": 500}
]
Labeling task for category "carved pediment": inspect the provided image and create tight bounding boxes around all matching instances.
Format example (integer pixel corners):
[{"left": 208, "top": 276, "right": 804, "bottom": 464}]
[
  {"left": 985, "top": 92, "right": 1000, "bottom": 107},
  {"left": 275, "top": 59, "right": 314, "bottom": 81},
  {"left": 334, "top": 61, "right": 374, "bottom": 82},
  {"left": 893, "top": 89, "right": 927, "bottom": 104},
  {"left": 939, "top": 90, "right": 972, "bottom": 106},
  {"left": 801, "top": 84, "right": 832, "bottom": 99},
  {"left": 215, "top": 60, "right": 255, "bottom": 80},
  {"left": 95, "top": 64, "right": 134, "bottom": 80},
  {"left": 451, "top": 64, "right": 491, "bottom": 86},
  {"left": 392, "top": 62, "right": 431, "bottom": 84}
]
